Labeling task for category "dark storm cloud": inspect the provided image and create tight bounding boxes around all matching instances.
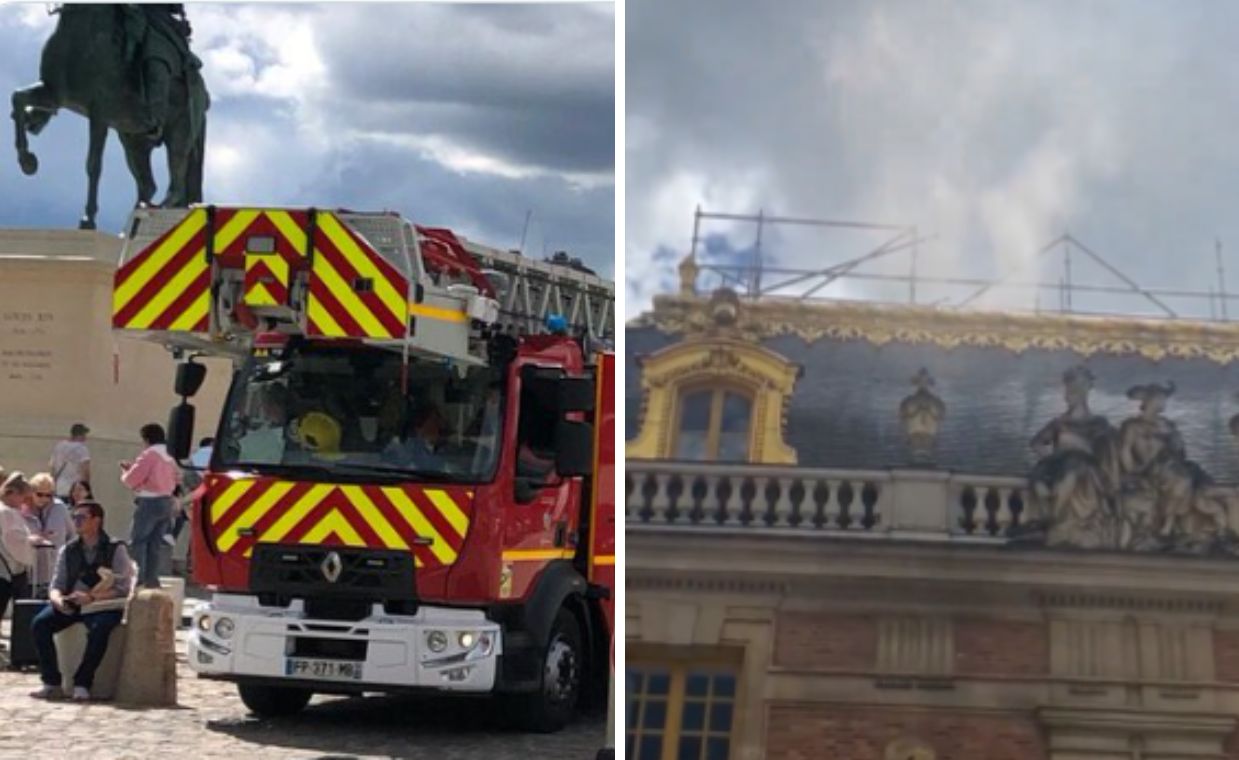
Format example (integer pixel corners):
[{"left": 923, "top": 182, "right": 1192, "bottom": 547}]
[
  {"left": 627, "top": 0, "right": 1239, "bottom": 317},
  {"left": 314, "top": 3, "right": 614, "bottom": 174}
]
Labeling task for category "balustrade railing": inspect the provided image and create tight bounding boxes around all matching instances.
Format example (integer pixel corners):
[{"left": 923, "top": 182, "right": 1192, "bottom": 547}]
[
  {"left": 627, "top": 460, "right": 1031, "bottom": 541},
  {"left": 949, "top": 476, "right": 1031, "bottom": 537},
  {"left": 626, "top": 462, "right": 888, "bottom": 532}
]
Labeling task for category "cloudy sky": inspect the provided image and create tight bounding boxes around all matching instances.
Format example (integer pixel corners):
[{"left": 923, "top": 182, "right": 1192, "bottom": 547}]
[
  {"left": 0, "top": 2, "right": 613, "bottom": 274},
  {"left": 628, "top": 0, "right": 1239, "bottom": 318}
]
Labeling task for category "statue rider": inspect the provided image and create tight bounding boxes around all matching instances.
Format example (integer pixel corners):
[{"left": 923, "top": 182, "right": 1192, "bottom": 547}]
[{"left": 121, "top": 4, "right": 202, "bottom": 143}]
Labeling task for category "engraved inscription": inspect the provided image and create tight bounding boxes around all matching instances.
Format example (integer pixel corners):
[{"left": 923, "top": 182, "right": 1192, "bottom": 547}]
[{"left": 0, "top": 311, "right": 55, "bottom": 381}]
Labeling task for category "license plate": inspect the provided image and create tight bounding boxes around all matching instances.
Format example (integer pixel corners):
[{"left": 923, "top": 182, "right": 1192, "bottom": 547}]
[{"left": 284, "top": 658, "right": 364, "bottom": 681}]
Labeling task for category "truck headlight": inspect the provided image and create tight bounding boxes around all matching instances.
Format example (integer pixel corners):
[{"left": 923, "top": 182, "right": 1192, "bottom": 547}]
[
  {"left": 427, "top": 630, "right": 448, "bottom": 653},
  {"left": 458, "top": 631, "right": 476, "bottom": 650},
  {"left": 197, "top": 615, "right": 212, "bottom": 633},
  {"left": 214, "top": 617, "right": 235, "bottom": 640}
]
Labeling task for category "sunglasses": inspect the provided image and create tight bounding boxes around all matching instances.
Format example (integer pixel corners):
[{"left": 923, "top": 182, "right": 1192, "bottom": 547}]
[{"left": 71, "top": 514, "right": 92, "bottom": 524}]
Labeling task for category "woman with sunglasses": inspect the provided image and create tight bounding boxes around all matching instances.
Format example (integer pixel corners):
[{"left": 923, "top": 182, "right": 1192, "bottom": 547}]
[{"left": 27, "top": 473, "right": 75, "bottom": 551}]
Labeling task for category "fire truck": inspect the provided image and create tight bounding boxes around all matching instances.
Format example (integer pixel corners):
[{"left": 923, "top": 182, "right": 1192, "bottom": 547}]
[{"left": 110, "top": 205, "right": 615, "bottom": 732}]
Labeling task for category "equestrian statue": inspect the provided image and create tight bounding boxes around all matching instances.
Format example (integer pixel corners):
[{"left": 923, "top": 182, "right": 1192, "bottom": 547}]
[{"left": 10, "top": 4, "right": 210, "bottom": 229}]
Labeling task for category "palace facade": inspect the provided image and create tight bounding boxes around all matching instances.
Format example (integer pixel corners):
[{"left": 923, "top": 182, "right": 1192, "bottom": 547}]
[{"left": 627, "top": 262, "right": 1239, "bottom": 760}]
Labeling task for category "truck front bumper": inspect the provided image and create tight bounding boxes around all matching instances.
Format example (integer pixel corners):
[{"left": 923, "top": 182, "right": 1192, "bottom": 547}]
[{"left": 187, "top": 594, "right": 502, "bottom": 692}]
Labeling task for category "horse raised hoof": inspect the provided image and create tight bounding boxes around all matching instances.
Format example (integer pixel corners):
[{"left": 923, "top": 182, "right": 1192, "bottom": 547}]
[
  {"left": 18, "top": 151, "right": 37, "bottom": 175},
  {"left": 77, "top": 216, "right": 96, "bottom": 231}
]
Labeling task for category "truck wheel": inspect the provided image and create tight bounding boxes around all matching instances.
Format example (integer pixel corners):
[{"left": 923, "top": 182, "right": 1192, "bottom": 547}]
[
  {"left": 514, "top": 608, "right": 583, "bottom": 733},
  {"left": 237, "top": 683, "right": 313, "bottom": 717}
]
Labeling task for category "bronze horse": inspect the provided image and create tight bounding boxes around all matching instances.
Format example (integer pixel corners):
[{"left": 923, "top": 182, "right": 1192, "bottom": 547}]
[{"left": 10, "top": 4, "right": 209, "bottom": 229}]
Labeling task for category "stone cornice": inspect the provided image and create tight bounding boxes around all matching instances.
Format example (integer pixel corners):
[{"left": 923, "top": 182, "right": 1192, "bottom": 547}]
[
  {"left": 631, "top": 294, "right": 1239, "bottom": 363},
  {"left": 1036, "top": 706, "right": 1236, "bottom": 734},
  {"left": 628, "top": 531, "right": 1239, "bottom": 613}
]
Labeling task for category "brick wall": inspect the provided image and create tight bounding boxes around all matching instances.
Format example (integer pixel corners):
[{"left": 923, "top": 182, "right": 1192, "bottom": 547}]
[
  {"left": 954, "top": 618, "right": 1048, "bottom": 677},
  {"left": 773, "top": 612, "right": 1049, "bottom": 678},
  {"left": 1215, "top": 630, "right": 1239, "bottom": 682},
  {"left": 774, "top": 612, "right": 876, "bottom": 670},
  {"left": 766, "top": 704, "right": 1046, "bottom": 760}
]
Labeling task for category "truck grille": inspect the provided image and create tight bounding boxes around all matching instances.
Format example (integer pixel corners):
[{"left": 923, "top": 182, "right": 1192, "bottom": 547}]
[{"left": 249, "top": 544, "right": 416, "bottom": 601}]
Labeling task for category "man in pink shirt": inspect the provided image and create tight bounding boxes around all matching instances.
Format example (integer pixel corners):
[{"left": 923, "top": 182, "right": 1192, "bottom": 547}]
[{"left": 120, "top": 423, "right": 180, "bottom": 589}]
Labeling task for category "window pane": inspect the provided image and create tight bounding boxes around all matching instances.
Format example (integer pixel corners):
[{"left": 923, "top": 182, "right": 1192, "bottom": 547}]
[
  {"left": 706, "top": 737, "right": 730, "bottom": 760},
  {"left": 627, "top": 669, "right": 644, "bottom": 696},
  {"left": 686, "top": 673, "right": 709, "bottom": 697},
  {"left": 717, "top": 432, "right": 749, "bottom": 462},
  {"left": 714, "top": 674, "right": 736, "bottom": 698},
  {"left": 647, "top": 671, "right": 671, "bottom": 695},
  {"left": 682, "top": 700, "right": 705, "bottom": 731},
  {"left": 679, "top": 391, "right": 712, "bottom": 430},
  {"left": 676, "top": 431, "right": 709, "bottom": 460},
  {"left": 709, "top": 702, "right": 734, "bottom": 732},
  {"left": 678, "top": 736, "right": 703, "bottom": 760},
  {"left": 676, "top": 390, "right": 713, "bottom": 460},
  {"left": 626, "top": 736, "right": 634, "bottom": 759},
  {"left": 644, "top": 699, "right": 667, "bottom": 730},
  {"left": 720, "top": 393, "right": 751, "bottom": 432},
  {"left": 627, "top": 700, "right": 638, "bottom": 729},
  {"left": 640, "top": 735, "right": 665, "bottom": 760}
]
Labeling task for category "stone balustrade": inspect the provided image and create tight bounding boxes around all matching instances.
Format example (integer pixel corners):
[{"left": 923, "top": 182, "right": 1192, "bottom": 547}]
[{"left": 627, "top": 460, "right": 1029, "bottom": 540}]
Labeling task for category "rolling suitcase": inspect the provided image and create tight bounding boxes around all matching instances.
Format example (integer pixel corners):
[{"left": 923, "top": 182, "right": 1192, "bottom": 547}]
[
  {"left": 8, "top": 598, "right": 44, "bottom": 669},
  {"left": 8, "top": 545, "right": 57, "bottom": 670}
]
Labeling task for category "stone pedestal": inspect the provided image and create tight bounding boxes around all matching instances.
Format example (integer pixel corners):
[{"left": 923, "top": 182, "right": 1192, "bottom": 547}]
[
  {"left": 114, "top": 590, "right": 177, "bottom": 707},
  {"left": 0, "top": 229, "right": 229, "bottom": 538}
]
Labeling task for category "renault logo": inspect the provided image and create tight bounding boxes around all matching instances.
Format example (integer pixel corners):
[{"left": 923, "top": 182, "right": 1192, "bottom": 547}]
[{"left": 321, "top": 551, "right": 343, "bottom": 583}]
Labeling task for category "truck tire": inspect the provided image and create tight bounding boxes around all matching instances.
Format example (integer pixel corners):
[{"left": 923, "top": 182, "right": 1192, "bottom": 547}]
[
  {"left": 237, "top": 683, "right": 313, "bottom": 717},
  {"left": 512, "top": 608, "right": 583, "bottom": 733}
]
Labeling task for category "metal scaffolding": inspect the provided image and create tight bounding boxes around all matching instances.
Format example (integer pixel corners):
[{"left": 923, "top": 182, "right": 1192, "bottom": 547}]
[{"left": 686, "top": 207, "right": 1236, "bottom": 321}]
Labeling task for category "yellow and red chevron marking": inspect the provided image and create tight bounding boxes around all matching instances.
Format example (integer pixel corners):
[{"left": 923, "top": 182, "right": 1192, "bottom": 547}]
[
  {"left": 216, "top": 208, "right": 310, "bottom": 308},
  {"left": 205, "top": 475, "right": 471, "bottom": 568},
  {"left": 306, "top": 212, "right": 408, "bottom": 339},
  {"left": 244, "top": 253, "right": 291, "bottom": 307},
  {"left": 113, "top": 207, "right": 314, "bottom": 332},
  {"left": 113, "top": 208, "right": 212, "bottom": 332}
]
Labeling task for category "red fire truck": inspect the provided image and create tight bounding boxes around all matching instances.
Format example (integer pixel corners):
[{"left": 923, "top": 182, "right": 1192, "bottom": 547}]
[{"left": 111, "top": 206, "right": 615, "bottom": 731}]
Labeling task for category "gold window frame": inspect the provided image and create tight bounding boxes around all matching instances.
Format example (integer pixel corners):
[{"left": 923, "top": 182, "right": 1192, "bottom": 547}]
[{"left": 628, "top": 338, "right": 799, "bottom": 464}]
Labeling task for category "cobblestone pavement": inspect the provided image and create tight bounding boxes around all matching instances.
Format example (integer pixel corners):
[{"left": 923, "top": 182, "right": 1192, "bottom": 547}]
[{"left": 0, "top": 625, "right": 605, "bottom": 760}]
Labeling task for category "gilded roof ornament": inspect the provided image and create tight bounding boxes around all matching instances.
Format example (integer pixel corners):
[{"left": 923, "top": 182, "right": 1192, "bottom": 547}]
[{"left": 631, "top": 295, "right": 1239, "bottom": 363}]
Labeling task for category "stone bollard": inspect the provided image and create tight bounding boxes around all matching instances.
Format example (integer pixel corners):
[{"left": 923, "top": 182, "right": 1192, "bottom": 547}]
[{"left": 114, "top": 590, "right": 177, "bottom": 707}]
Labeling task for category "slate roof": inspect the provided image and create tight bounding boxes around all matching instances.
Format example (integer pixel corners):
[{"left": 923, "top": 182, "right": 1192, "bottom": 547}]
[{"left": 627, "top": 324, "right": 1239, "bottom": 482}]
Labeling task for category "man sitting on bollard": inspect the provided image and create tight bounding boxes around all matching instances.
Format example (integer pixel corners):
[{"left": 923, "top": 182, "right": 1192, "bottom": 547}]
[{"left": 29, "top": 501, "right": 132, "bottom": 701}]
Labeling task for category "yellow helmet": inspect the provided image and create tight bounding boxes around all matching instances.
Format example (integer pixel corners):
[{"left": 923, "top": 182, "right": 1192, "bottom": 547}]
[{"left": 293, "top": 411, "right": 342, "bottom": 455}]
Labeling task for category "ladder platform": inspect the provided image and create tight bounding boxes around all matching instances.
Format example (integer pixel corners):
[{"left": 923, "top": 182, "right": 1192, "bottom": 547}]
[{"left": 111, "top": 206, "right": 614, "bottom": 365}]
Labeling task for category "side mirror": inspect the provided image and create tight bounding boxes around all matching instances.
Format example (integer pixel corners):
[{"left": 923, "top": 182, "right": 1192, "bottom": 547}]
[
  {"left": 175, "top": 361, "right": 207, "bottom": 397},
  {"left": 554, "top": 420, "right": 593, "bottom": 477},
  {"left": 167, "top": 402, "right": 195, "bottom": 460},
  {"left": 557, "top": 377, "right": 595, "bottom": 415}
]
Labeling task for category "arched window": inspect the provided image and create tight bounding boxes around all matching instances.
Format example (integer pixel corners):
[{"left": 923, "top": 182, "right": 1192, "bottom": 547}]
[
  {"left": 628, "top": 338, "right": 799, "bottom": 465},
  {"left": 674, "top": 388, "right": 752, "bottom": 462}
]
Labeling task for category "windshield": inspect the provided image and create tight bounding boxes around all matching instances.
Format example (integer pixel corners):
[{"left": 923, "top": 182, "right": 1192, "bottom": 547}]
[{"left": 215, "top": 345, "right": 504, "bottom": 482}]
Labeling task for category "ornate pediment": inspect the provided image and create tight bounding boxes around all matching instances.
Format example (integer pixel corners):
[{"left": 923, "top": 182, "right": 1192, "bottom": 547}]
[{"left": 627, "top": 301, "right": 800, "bottom": 465}]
